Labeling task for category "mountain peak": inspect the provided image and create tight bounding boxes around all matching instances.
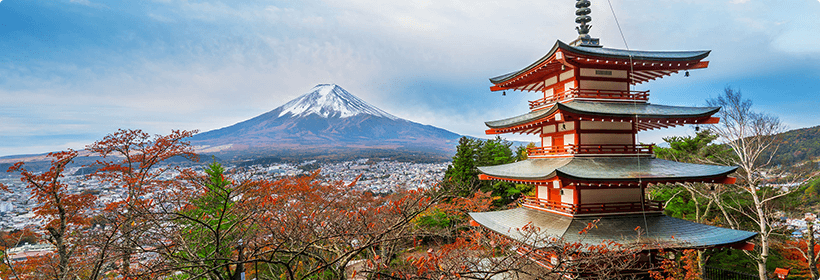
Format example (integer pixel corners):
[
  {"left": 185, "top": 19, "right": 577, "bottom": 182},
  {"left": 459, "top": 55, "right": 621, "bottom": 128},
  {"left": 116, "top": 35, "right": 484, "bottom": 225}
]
[{"left": 277, "top": 84, "right": 398, "bottom": 120}]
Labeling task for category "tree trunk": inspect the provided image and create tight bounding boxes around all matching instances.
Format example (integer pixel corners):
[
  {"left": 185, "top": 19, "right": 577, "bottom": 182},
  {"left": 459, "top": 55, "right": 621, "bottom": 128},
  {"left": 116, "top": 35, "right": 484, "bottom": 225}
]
[
  {"left": 756, "top": 202, "right": 768, "bottom": 280},
  {"left": 809, "top": 222, "right": 819, "bottom": 280}
]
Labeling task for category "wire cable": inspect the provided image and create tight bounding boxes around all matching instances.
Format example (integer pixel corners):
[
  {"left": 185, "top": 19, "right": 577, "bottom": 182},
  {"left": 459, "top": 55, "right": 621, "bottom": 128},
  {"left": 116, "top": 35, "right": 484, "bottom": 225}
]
[{"left": 605, "top": 0, "right": 650, "bottom": 241}]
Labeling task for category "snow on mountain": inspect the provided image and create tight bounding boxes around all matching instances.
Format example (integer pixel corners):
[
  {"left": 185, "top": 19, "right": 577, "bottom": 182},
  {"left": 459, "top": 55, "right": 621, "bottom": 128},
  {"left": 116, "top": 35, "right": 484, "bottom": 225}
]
[
  {"left": 278, "top": 84, "right": 398, "bottom": 120},
  {"left": 188, "top": 84, "right": 462, "bottom": 158}
]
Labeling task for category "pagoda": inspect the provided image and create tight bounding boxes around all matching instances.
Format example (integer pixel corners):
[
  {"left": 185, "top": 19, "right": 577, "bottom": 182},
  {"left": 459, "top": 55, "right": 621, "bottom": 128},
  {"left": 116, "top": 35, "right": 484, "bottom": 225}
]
[{"left": 468, "top": 0, "right": 756, "bottom": 275}]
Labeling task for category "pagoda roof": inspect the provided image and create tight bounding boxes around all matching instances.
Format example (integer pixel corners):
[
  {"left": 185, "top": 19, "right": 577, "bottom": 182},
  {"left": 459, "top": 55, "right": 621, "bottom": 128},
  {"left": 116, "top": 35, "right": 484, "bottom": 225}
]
[
  {"left": 485, "top": 100, "right": 719, "bottom": 131},
  {"left": 477, "top": 157, "right": 737, "bottom": 184},
  {"left": 489, "top": 40, "right": 710, "bottom": 91},
  {"left": 469, "top": 208, "right": 756, "bottom": 249}
]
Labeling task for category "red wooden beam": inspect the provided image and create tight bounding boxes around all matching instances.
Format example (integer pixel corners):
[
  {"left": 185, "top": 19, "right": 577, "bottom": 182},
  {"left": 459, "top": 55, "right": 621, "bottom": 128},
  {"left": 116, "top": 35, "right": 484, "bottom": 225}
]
[
  {"left": 720, "top": 176, "right": 737, "bottom": 185},
  {"left": 732, "top": 242, "right": 755, "bottom": 251},
  {"left": 691, "top": 61, "right": 709, "bottom": 69}
]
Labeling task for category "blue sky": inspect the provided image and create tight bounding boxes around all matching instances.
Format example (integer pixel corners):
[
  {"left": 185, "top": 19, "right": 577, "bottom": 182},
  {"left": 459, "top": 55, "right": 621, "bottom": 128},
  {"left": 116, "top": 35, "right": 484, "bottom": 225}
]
[{"left": 1, "top": 0, "right": 819, "bottom": 156}]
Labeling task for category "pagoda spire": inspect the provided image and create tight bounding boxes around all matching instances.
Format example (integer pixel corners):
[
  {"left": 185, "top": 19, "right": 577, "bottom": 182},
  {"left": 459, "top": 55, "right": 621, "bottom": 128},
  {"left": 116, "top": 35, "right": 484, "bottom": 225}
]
[
  {"left": 575, "top": 0, "right": 592, "bottom": 36},
  {"left": 570, "top": 0, "right": 601, "bottom": 47}
]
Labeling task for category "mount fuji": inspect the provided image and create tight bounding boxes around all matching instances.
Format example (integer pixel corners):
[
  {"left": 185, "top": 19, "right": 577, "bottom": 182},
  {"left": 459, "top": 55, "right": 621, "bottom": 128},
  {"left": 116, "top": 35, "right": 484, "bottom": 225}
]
[{"left": 189, "top": 84, "right": 462, "bottom": 160}]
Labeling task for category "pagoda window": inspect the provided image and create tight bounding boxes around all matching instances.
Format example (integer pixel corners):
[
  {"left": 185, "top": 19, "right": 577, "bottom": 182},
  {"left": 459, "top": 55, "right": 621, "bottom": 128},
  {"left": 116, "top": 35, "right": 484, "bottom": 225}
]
[
  {"left": 580, "top": 188, "right": 642, "bottom": 204},
  {"left": 578, "top": 80, "right": 628, "bottom": 91},
  {"left": 580, "top": 68, "right": 628, "bottom": 79}
]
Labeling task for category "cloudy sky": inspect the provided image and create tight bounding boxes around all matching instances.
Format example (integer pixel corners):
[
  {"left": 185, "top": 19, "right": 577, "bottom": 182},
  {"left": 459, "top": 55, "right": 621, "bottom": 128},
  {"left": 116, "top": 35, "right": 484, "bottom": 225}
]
[{"left": 1, "top": 0, "right": 819, "bottom": 156}]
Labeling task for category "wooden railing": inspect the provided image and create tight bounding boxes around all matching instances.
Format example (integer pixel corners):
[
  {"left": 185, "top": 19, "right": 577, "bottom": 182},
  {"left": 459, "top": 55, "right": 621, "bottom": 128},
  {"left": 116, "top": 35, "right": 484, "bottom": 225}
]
[
  {"left": 529, "top": 88, "right": 650, "bottom": 110},
  {"left": 522, "top": 196, "right": 577, "bottom": 213},
  {"left": 527, "top": 144, "right": 654, "bottom": 157},
  {"left": 576, "top": 200, "right": 663, "bottom": 214},
  {"left": 522, "top": 197, "right": 663, "bottom": 215}
]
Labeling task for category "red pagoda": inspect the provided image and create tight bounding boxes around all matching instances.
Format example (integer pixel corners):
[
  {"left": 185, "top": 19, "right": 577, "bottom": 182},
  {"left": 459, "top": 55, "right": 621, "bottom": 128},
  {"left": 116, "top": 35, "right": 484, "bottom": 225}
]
[{"left": 469, "top": 0, "right": 756, "bottom": 275}]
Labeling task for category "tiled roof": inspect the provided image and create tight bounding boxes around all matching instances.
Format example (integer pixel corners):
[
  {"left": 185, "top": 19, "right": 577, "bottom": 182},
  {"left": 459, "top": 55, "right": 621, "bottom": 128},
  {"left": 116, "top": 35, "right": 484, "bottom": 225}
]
[
  {"left": 489, "top": 40, "right": 710, "bottom": 84},
  {"left": 484, "top": 101, "right": 719, "bottom": 129},
  {"left": 469, "top": 207, "right": 756, "bottom": 249},
  {"left": 572, "top": 44, "right": 710, "bottom": 62},
  {"left": 477, "top": 157, "right": 737, "bottom": 182}
]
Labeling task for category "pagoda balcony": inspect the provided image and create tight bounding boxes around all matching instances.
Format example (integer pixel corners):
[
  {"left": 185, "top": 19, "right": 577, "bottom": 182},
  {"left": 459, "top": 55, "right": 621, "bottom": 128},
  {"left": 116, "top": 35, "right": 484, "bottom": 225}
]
[
  {"left": 529, "top": 88, "right": 650, "bottom": 110},
  {"left": 527, "top": 144, "right": 654, "bottom": 157},
  {"left": 521, "top": 196, "right": 664, "bottom": 215}
]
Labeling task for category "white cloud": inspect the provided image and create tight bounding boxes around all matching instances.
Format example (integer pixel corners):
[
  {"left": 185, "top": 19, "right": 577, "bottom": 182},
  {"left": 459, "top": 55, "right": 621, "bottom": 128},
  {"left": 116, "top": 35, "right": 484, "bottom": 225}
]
[{"left": 3, "top": 0, "right": 820, "bottom": 156}]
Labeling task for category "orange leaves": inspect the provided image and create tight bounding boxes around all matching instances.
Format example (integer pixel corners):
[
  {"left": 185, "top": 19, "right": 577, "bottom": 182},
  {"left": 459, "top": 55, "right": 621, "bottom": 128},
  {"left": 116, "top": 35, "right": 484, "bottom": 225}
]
[{"left": 649, "top": 249, "right": 702, "bottom": 280}]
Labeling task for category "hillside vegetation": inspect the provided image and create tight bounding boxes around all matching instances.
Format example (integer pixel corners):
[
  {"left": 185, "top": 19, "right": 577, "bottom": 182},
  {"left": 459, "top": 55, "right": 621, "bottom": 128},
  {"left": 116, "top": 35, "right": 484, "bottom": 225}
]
[{"left": 769, "top": 125, "right": 820, "bottom": 166}]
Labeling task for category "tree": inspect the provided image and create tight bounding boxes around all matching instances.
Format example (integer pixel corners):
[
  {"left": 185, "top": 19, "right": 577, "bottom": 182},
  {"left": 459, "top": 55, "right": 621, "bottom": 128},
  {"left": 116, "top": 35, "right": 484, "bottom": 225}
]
[
  {"left": 515, "top": 142, "right": 536, "bottom": 162},
  {"left": 85, "top": 129, "right": 198, "bottom": 277},
  {"left": 653, "top": 129, "right": 735, "bottom": 270},
  {"left": 246, "top": 172, "right": 441, "bottom": 280},
  {"left": 781, "top": 213, "right": 820, "bottom": 279},
  {"left": 444, "top": 137, "right": 482, "bottom": 197},
  {"left": 707, "top": 87, "right": 796, "bottom": 280},
  {"left": 372, "top": 220, "right": 647, "bottom": 279},
  {"left": 444, "top": 136, "right": 530, "bottom": 207},
  {"left": 0, "top": 228, "right": 40, "bottom": 280},
  {"left": 649, "top": 250, "right": 702, "bottom": 280},
  {"left": 655, "top": 129, "right": 733, "bottom": 165},
  {"left": 139, "top": 160, "right": 252, "bottom": 279},
  {"left": 1, "top": 150, "right": 96, "bottom": 280}
]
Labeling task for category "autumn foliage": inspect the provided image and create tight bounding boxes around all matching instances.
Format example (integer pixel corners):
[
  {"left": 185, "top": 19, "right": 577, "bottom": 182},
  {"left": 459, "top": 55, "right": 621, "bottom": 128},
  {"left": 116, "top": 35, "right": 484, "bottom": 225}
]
[
  {"left": 2, "top": 129, "right": 649, "bottom": 280},
  {"left": 649, "top": 249, "right": 702, "bottom": 280}
]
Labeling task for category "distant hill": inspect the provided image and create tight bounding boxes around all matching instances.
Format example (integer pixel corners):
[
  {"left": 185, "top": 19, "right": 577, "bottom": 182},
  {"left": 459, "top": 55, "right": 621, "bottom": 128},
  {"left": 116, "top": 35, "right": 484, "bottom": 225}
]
[
  {"left": 189, "top": 84, "right": 463, "bottom": 162},
  {"left": 769, "top": 125, "right": 820, "bottom": 166}
]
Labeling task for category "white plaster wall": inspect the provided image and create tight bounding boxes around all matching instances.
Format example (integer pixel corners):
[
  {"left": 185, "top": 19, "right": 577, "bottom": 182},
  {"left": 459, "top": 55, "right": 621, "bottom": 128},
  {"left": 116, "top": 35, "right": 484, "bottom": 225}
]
[
  {"left": 578, "top": 80, "right": 628, "bottom": 91},
  {"left": 544, "top": 88, "right": 554, "bottom": 99},
  {"left": 542, "top": 136, "right": 552, "bottom": 147},
  {"left": 580, "top": 188, "right": 642, "bottom": 204},
  {"left": 564, "top": 81, "right": 576, "bottom": 91},
  {"left": 580, "top": 68, "right": 628, "bottom": 79},
  {"left": 580, "top": 133, "right": 632, "bottom": 145},
  {"left": 561, "top": 188, "right": 574, "bottom": 204},
  {"left": 543, "top": 125, "right": 556, "bottom": 134},
  {"left": 580, "top": 121, "right": 632, "bottom": 130},
  {"left": 538, "top": 186, "right": 549, "bottom": 200},
  {"left": 557, "top": 122, "right": 574, "bottom": 132},
  {"left": 545, "top": 76, "right": 558, "bottom": 87},
  {"left": 560, "top": 70, "right": 574, "bottom": 81},
  {"left": 564, "top": 135, "right": 575, "bottom": 146}
]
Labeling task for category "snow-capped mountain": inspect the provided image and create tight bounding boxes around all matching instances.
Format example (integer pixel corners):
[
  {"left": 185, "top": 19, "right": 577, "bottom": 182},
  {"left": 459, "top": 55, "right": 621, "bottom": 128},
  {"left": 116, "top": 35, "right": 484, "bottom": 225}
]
[
  {"left": 278, "top": 84, "right": 398, "bottom": 120},
  {"left": 189, "top": 84, "right": 462, "bottom": 158}
]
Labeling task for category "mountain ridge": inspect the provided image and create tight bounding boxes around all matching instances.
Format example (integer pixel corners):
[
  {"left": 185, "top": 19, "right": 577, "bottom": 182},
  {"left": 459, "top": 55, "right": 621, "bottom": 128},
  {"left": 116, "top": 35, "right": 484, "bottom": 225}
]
[{"left": 188, "top": 84, "right": 462, "bottom": 159}]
